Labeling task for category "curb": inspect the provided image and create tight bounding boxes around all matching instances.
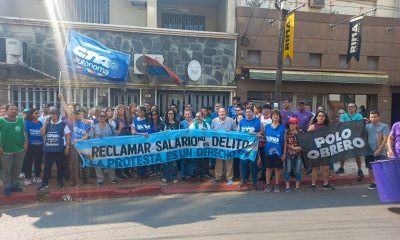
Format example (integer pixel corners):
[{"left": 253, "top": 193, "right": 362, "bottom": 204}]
[{"left": 0, "top": 176, "right": 371, "bottom": 205}]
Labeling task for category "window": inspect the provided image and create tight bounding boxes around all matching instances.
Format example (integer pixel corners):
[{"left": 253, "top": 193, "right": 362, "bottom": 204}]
[
  {"left": 61, "top": 0, "right": 110, "bottom": 24},
  {"left": 309, "top": 53, "right": 322, "bottom": 68},
  {"left": 162, "top": 14, "right": 205, "bottom": 31},
  {"left": 11, "top": 87, "right": 60, "bottom": 111},
  {"left": 248, "top": 50, "right": 261, "bottom": 65},
  {"left": 339, "top": 55, "right": 349, "bottom": 69},
  {"left": 367, "top": 56, "right": 379, "bottom": 70}
]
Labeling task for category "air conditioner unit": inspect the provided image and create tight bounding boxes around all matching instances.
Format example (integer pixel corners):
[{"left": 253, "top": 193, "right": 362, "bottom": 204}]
[
  {"left": 128, "top": 0, "right": 147, "bottom": 6},
  {"left": 133, "top": 54, "right": 164, "bottom": 74},
  {"left": 309, "top": 0, "right": 325, "bottom": 8},
  {"left": 0, "top": 38, "right": 28, "bottom": 64}
]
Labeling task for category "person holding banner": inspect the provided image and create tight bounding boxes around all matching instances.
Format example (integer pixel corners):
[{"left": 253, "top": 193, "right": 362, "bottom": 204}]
[
  {"left": 83, "top": 111, "right": 118, "bottom": 187},
  {"left": 113, "top": 104, "right": 132, "bottom": 180},
  {"left": 284, "top": 117, "right": 302, "bottom": 192},
  {"left": 179, "top": 109, "right": 196, "bottom": 181},
  {"left": 163, "top": 109, "right": 180, "bottom": 182},
  {"left": 307, "top": 111, "right": 334, "bottom": 190},
  {"left": 131, "top": 106, "right": 152, "bottom": 181},
  {"left": 365, "top": 110, "right": 389, "bottom": 190},
  {"left": 149, "top": 110, "right": 165, "bottom": 178},
  {"left": 238, "top": 107, "right": 263, "bottom": 190},
  {"left": 264, "top": 110, "right": 286, "bottom": 193},
  {"left": 211, "top": 107, "right": 237, "bottom": 185},
  {"left": 38, "top": 107, "right": 71, "bottom": 191},
  {"left": 190, "top": 112, "right": 211, "bottom": 182},
  {"left": 336, "top": 103, "right": 364, "bottom": 177},
  {"left": 387, "top": 120, "right": 400, "bottom": 159}
]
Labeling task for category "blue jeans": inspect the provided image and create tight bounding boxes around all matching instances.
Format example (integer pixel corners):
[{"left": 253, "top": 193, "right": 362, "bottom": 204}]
[
  {"left": 180, "top": 158, "right": 195, "bottom": 178},
  {"left": 240, "top": 159, "right": 258, "bottom": 184},
  {"left": 284, "top": 155, "right": 302, "bottom": 182},
  {"left": 163, "top": 161, "right": 177, "bottom": 181}
]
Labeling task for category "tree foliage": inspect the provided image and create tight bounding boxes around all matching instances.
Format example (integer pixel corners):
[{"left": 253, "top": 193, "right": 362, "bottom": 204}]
[{"left": 245, "top": 0, "right": 264, "bottom": 8}]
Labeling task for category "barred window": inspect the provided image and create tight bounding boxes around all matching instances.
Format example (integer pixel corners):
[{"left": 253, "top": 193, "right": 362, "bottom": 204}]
[
  {"left": 61, "top": 0, "right": 110, "bottom": 24},
  {"left": 162, "top": 14, "right": 205, "bottom": 31}
]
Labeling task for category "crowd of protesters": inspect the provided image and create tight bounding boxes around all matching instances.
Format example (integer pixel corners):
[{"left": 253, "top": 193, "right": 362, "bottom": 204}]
[{"left": 0, "top": 95, "right": 399, "bottom": 197}]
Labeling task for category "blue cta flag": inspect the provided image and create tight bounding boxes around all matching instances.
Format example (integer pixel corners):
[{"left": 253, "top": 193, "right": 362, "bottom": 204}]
[{"left": 63, "top": 30, "right": 131, "bottom": 82}]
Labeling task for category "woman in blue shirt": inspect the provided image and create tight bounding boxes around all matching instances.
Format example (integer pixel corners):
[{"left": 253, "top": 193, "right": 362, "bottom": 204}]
[
  {"left": 264, "top": 109, "right": 286, "bottom": 193},
  {"left": 131, "top": 106, "right": 153, "bottom": 181},
  {"left": 23, "top": 108, "right": 43, "bottom": 186}
]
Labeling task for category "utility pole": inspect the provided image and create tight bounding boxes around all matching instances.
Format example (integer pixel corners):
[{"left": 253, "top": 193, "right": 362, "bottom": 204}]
[
  {"left": 274, "top": 0, "right": 287, "bottom": 109},
  {"left": 272, "top": 1, "right": 304, "bottom": 109}
]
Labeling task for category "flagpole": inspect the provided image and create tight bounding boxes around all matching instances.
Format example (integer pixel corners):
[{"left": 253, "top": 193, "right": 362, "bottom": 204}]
[{"left": 59, "top": 29, "right": 71, "bottom": 98}]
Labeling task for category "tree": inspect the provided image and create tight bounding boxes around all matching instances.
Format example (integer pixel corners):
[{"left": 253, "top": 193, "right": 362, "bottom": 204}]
[{"left": 245, "top": 0, "right": 264, "bottom": 8}]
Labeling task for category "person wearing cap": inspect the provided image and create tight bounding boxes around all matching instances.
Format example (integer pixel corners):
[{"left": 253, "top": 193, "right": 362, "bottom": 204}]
[
  {"left": 308, "top": 111, "right": 335, "bottom": 190},
  {"left": 0, "top": 104, "right": 27, "bottom": 197},
  {"left": 39, "top": 103, "right": 50, "bottom": 124},
  {"left": 284, "top": 117, "right": 303, "bottom": 192},
  {"left": 336, "top": 102, "right": 364, "bottom": 177},
  {"left": 295, "top": 100, "right": 314, "bottom": 133},
  {"left": 295, "top": 100, "right": 314, "bottom": 174},
  {"left": 38, "top": 107, "right": 71, "bottom": 191},
  {"left": 280, "top": 98, "right": 296, "bottom": 126}
]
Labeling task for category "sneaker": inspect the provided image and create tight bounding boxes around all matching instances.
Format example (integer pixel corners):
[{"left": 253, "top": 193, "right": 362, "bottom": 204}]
[
  {"left": 3, "top": 187, "right": 12, "bottom": 197},
  {"left": 173, "top": 179, "right": 178, "bottom": 183},
  {"left": 251, "top": 183, "right": 257, "bottom": 190},
  {"left": 57, "top": 183, "right": 64, "bottom": 188},
  {"left": 368, "top": 183, "right": 377, "bottom": 190},
  {"left": 357, "top": 169, "right": 364, "bottom": 178},
  {"left": 97, "top": 182, "right": 104, "bottom": 187},
  {"left": 310, "top": 184, "right": 317, "bottom": 191},
  {"left": 285, "top": 188, "right": 291, "bottom": 193},
  {"left": 33, "top": 177, "right": 42, "bottom": 184},
  {"left": 110, "top": 180, "right": 118, "bottom": 184},
  {"left": 323, "top": 184, "right": 335, "bottom": 190},
  {"left": 306, "top": 169, "right": 312, "bottom": 176},
  {"left": 227, "top": 179, "right": 234, "bottom": 185},
  {"left": 238, "top": 180, "right": 246, "bottom": 187},
  {"left": 296, "top": 188, "right": 302, "bottom": 192},
  {"left": 162, "top": 178, "right": 167, "bottom": 182},
  {"left": 38, "top": 184, "right": 49, "bottom": 191},
  {"left": 335, "top": 167, "right": 344, "bottom": 174},
  {"left": 19, "top": 172, "right": 25, "bottom": 179},
  {"left": 264, "top": 184, "right": 272, "bottom": 193},
  {"left": 211, "top": 178, "right": 221, "bottom": 184},
  {"left": 273, "top": 186, "right": 281, "bottom": 193},
  {"left": 24, "top": 178, "right": 32, "bottom": 186}
]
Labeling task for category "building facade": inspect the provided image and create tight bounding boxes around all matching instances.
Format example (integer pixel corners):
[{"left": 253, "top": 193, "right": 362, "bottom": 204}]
[
  {"left": 0, "top": 0, "right": 237, "bottom": 113},
  {"left": 236, "top": 7, "right": 400, "bottom": 124}
]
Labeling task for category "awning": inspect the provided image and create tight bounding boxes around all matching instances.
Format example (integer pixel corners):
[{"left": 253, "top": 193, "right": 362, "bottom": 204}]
[{"left": 250, "top": 69, "right": 389, "bottom": 85}]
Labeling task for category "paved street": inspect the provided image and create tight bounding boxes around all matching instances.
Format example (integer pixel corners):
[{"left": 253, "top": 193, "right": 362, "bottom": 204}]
[{"left": 1, "top": 184, "right": 399, "bottom": 240}]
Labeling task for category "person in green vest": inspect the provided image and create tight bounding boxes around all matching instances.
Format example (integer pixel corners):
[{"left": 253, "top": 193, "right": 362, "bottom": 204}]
[{"left": 0, "top": 104, "right": 28, "bottom": 197}]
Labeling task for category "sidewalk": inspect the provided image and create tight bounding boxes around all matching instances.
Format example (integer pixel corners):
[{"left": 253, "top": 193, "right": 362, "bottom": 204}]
[{"left": 0, "top": 159, "right": 370, "bottom": 205}]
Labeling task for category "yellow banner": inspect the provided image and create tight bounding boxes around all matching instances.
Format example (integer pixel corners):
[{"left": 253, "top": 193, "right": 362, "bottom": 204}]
[{"left": 283, "top": 14, "right": 295, "bottom": 61}]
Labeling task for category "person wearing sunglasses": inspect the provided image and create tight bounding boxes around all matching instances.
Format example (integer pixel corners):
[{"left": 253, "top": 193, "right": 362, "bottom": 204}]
[{"left": 82, "top": 111, "right": 118, "bottom": 187}]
